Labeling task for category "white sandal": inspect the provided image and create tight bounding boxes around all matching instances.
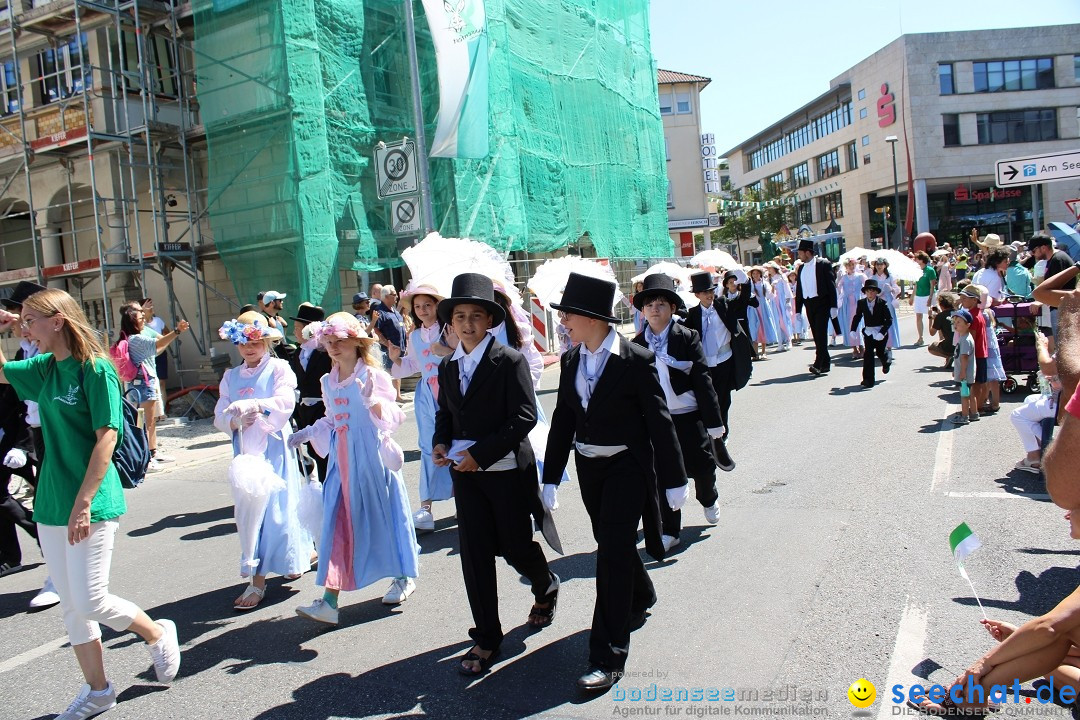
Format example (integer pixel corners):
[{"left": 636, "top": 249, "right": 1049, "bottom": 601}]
[{"left": 233, "top": 583, "right": 266, "bottom": 611}]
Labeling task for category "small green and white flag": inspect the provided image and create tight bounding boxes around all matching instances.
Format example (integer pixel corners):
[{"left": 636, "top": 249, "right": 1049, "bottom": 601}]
[{"left": 949, "top": 522, "right": 981, "bottom": 563}]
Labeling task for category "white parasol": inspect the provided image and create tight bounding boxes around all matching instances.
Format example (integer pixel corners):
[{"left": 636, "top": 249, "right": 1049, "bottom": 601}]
[
  {"left": 691, "top": 249, "right": 740, "bottom": 271},
  {"left": 630, "top": 262, "right": 697, "bottom": 289},
  {"left": 931, "top": 249, "right": 950, "bottom": 258},
  {"left": 228, "top": 430, "right": 286, "bottom": 577},
  {"left": 401, "top": 232, "right": 518, "bottom": 302},
  {"left": 870, "top": 249, "right": 923, "bottom": 282},
  {"left": 527, "top": 255, "right": 623, "bottom": 310},
  {"left": 838, "top": 246, "right": 870, "bottom": 263}
]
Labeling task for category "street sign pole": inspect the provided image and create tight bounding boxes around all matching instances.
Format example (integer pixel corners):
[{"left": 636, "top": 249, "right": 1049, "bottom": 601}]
[{"left": 403, "top": 0, "right": 435, "bottom": 235}]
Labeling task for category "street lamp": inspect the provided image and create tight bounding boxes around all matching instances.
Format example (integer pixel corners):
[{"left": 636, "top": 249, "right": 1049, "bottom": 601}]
[{"left": 885, "top": 135, "right": 900, "bottom": 250}]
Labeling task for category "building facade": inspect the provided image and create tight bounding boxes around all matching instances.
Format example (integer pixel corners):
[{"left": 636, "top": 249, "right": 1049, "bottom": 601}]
[{"left": 724, "top": 25, "right": 1080, "bottom": 249}]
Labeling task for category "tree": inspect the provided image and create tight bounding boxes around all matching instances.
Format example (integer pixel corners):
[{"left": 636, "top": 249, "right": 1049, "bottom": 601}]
[{"left": 715, "top": 184, "right": 796, "bottom": 252}]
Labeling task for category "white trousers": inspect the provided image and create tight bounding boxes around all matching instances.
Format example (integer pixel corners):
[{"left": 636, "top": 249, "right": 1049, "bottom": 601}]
[
  {"left": 1010, "top": 394, "right": 1056, "bottom": 453},
  {"left": 37, "top": 521, "right": 140, "bottom": 645}
]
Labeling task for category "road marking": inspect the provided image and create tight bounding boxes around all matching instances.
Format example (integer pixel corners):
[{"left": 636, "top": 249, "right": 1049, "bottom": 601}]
[
  {"left": 930, "top": 403, "right": 959, "bottom": 492},
  {"left": 0, "top": 635, "right": 69, "bottom": 674},
  {"left": 945, "top": 491, "right": 1051, "bottom": 500},
  {"left": 877, "top": 597, "right": 929, "bottom": 720}
]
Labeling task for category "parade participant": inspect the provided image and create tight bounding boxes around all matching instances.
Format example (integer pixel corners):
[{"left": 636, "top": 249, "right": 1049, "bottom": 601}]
[
  {"left": 289, "top": 313, "right": 418, "bottom": 622},
  {"left": 795, "top": 239, "right": 838, "bottom": 376},
  {"left": 785, "top": 269, "right": 806, "bottom": 343},
  {"left": 543, "top": 272, "right": 689, "bottom": 691},
  {"left": 285, "top": 303, "right": 332, "bottom": 482},
  {"left": 837, "top": 259, "right": 865, "bottom": 359},
  {"left": 632, "top": 274, "right": 729, "bottom": 550},
  {"left": 686, "top": 269, "right": 752, "bottom": 438},
  {"left": 766, "top": 263, "right": 794, "bottom": 351},
  {"left": 389, "top": 285, "right": 453, "bottom": 532},
  {"left": 116, "top": 301, "right": 189, "bottom": 472},
  {"left": 630, "top": 281, "right": 646, "bottom": 334},
  {"left": 214, "top": 311, "right": 314, "bottom": 610},
  {"left": 746, "top": 267, "right": 779, "bottom": 359},
  {"left": 849, "top": 278, "right": 893, "bottom": 388},
  {"left": 373, "top": 286, "right": 407, "bottom": 403},
  {"left": 911, "top": 252, "right": 937, "bottom": 345},
  {"left": 0, "top": 374, "right": 35, "bottom": 579},
  {"left": 431, "top": 273, "right": 558, "bottom": 677},
  {"left": 0, "top": 290, "right": 180, "bottom": 718},
  {"left": 951, "top": 309, "right": 977, "bottom": 425},
  {"left": 871, "top": 259, "right": 902, "bottom": 350}
]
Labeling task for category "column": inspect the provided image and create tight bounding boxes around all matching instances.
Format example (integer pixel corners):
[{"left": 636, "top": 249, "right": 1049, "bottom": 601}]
[
  {"left": 37, "top": 224, "right": 64, "bottom": 289},
  {"left": 914, "top": 179, "right": 929, "bottom": 234}
]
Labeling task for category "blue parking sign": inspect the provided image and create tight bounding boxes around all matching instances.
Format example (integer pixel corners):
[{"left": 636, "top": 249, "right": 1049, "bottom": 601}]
[{"left": 1023, "top": 164, "right": 1037, "bottom": 177}]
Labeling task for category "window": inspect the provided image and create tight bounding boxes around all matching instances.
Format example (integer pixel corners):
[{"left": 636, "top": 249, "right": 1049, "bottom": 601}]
[
  {"left": 796, "top": 199, "right": 812, "bottom": 224},
  {"left": 37, "top": 32, "right": 89, "bottom": 104},
  {"left": 847, "top": 141, "right": 858, "bottom": 170},
  {"left": 664, "top": 135, "right": 670, "bottom": 161},
  {"left": 1, "top": 61, "right": 18, "bottom": 115},
  {"left": 857, "top": 88, "right": 866, "bottom": 100},
  {"left": 747, "top": 100, "right": 853, "bottom": 169},
  {"left": 667, "top": 182, "right": 674, "bottom": 209},
  {"left": 820, "top": 191, "right": 843, "bottom": 220},
  {"left": 939, "top": 64, "right": 954, "bottom": 95},
  {"left": 659, "top": 91, "right": 672, "bottom": 115},
  {"left": 817, "top": 149, "right": 840, "bottom": 179},
  {"left": 976, "top": 109, "right": 1057, "bottom": 144},
  {"left": 116, "top": 30, "right": 180, "bottom": 97},
  {"left": 863, "top": 154, "right": 871, "bottom": 165},
  {"left": 861, "top": 134, "right": 870, "bottom": 146},
  {"left": 765, "top": 172, "right": 785, "bottom": 195},
  {"left": 943, "top": 113, "right": 960, "bottom": 146},
  {"left": 791, "top": 162, "right": 809, "bottom": 188},
  {"left": 675, "top": 91, "right": 691, "bottom": 114},
  {"left": 1075, "top": 55, "right": 1080, "bottom": 81},
  {"left": 859, "top": 107, "right": 867, "bottom": 119},
  {"left": 973, "top": 58, "right": 1053, "bottom": 92}
]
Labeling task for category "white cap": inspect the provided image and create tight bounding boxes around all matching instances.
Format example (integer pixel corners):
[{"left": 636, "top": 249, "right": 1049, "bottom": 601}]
[{"left": 262, "top": 290, "right": 287, "bottom": 302}]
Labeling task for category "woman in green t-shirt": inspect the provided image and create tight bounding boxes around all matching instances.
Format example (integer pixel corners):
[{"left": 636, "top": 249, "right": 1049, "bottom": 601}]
[{"left": 0, "top": 289, "right": 180, "bottom": 719}]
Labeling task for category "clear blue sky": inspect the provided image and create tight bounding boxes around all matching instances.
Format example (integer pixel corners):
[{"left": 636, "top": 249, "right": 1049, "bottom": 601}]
[{"left": 649, "top": 0, "right": 1080, "bottom": 155}]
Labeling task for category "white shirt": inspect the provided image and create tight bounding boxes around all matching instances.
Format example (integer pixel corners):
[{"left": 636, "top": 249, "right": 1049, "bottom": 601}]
[
  {"left": 971, "top": 267, "right": 1005, "bottom": 302},
  {"left": 448, "top": 334, "right": 516, "bottom": 471},
  {"left": 644, "top": 321, "right": 696, "bottom": 415},
  {"left": 699, "top": 303, "right": 732, "bottom": 365},
  {"left": 862, "top": 298, "right": 884, "bottom": 337},
  {"left": 147, "top": 316, "right": 165, "bottom": 333},
  {"left": 573, "top": 327, "right": 628, "bottom": 458},
  {"left": 800, "top": 259, "right": 819, "bottom": 299}
]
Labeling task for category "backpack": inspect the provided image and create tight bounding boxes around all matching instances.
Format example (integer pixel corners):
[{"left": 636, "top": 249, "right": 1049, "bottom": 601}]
[
  {"left": 110, "top": 338, "right": 141, "bottom": 383},
  {"left": 77, "top": 364, "right": 151, "bottom": 489}
]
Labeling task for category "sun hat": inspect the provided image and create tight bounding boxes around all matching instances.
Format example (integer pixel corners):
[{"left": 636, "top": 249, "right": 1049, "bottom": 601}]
[
  {"left": 219, "top": 311, "right": 284, "bottom": 344},
  {"left": 304, "top": 311, "right": 378, "bottom": 344}
]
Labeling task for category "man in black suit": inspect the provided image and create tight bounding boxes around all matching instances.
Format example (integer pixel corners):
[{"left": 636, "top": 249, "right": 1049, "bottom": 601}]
[
  {"left": 285, "top": 303, "right": 332, "bottom": 481},
  {"left": 432, "top": 273, "right": 558, "bottom": 677},
  {"left": 795, "top": 239, "right": 839, "bottom": 375},
  {"left": 850, "top": 278, "right": 894, "bottom": 388},
  {"left": 632, "top": 274, "right": 731, "bottom": 550},
  {"left": 685, "top": 269, "right": 754, "bottom": 437},
  {"left": 543, "top": 272, "right": 689, "bottom": 691}
]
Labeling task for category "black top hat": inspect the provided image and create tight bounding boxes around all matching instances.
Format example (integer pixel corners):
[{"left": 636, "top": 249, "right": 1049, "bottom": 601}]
[
  {"left": 437, "top": 273, "right": 506, "bottom": 326},
  {"left": 0, "top": 280, "right": 46, "bottom": 310},
  {"left": 797, "top": 239, "right": 815, "bottom": 253},
  {"left": 633, "top": 274, "right": 684, "bottom": 311},
  {"left": 722, "top": 271, "right": 740, "bottom": 287},
  {"left": 862, "top": 278, "right": 881, "bottom": 293},
  {"left": 290, "top": 303, "right": 325, "bottom": 324},
  {"left": 689, "top": 271, "right": 717, "bottom": 293},
  {"left": 550, "top": 272, "right": 618, "bottom": 324}
]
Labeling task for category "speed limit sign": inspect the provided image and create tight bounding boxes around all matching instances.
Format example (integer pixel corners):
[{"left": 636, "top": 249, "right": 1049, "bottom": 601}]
[{"left": 374, "top": 140, "right": 419, "bottom": 199}]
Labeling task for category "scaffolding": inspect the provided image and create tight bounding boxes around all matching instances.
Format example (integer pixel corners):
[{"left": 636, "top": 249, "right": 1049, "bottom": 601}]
[{"left": 0, "top": 0, "right": 215, "bottom": 375}]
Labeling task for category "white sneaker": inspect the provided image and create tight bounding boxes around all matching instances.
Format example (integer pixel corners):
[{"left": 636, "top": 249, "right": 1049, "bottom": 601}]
[
  {"left": 153, "top": 453, "right": 176, "bottom": 463},
  {"left": 703, "top": 502, "right": 720, "bottom": 525},
  {"left": 296, "top": 598, "right": 339, "bottom": 625},
  {"left": 146, "top": 458, "right": 163, "bottom": 473},
  {"left": 412, "top": 508, "right": 434, "bottom": 532},
  {"left": 56, "top": 683, "right": 116, "bottom": 720},
  {"left": 661, "top": 534, "right": 680, "bottom": 552},
  {"left": 147, "top": 619, "right": 181, "bottom": 684},
  {"left": 29, "top": 576, "right": 60, "bottom": 610},
  {"left": 382, "top": 577, "right": 416, "bottom": 605}
]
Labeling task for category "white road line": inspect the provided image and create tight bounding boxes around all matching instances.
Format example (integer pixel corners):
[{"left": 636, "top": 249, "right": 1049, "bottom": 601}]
[
  {"left": 877, "top": 597, "right": 929, "bottom": 720},
  {"left": 930, "top": 403, "right": 959, "bottom": 492},
  {"left": 0, "top": 636, "right": 69, "bottom": 674},
  {"left": 944, "top": 491, "right": 1051, "bottom": 500}
]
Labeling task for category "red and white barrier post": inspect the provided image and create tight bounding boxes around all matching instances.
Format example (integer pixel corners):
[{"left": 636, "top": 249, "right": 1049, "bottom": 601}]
[{"left": 530, "top": 296, "right": 550, "bottom": 354}]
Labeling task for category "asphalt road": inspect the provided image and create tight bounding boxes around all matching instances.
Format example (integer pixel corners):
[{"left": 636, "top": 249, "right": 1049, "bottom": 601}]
[{"left": 1, "top": 313, "right": 1075, "bottom": 719}]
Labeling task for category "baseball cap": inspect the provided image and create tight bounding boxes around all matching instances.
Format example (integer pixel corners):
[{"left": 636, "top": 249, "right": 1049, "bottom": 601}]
[
  {"left": 1027, "top": 233, "right": 1054, "bottom": 252},
  {"left": 958, "top": 284, "right": 982, "bottom": 300},
  {"left": 951, "top": 309, "right": 973, "bottom": 324},
  {"left": 262, "top": 290, "right": 287, "bottom": 303},
  {"left": 352, "top": 292, "right": 369, "bottom": 304}
]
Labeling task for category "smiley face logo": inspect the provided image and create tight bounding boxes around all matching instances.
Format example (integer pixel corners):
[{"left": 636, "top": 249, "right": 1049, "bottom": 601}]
[{"left": 847, "top": 678, "right": 876, "bottom": 708}]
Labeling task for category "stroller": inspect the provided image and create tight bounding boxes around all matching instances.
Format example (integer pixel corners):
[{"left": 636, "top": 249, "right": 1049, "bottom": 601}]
[{"left": 994, "top": 297, "right": 1039, "bottom": 394}]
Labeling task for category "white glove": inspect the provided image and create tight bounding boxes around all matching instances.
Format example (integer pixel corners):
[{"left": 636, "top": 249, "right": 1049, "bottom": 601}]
[
  {"left": 3, "top": 448, "right": 27, "bottom": 469},
  {"left": 226, "top": 399, "right": 262, "bottom": 417},
  {"left": 666, "top": 484, "right": 690, "bottom": 512},
  {"left": 733, "top": 268, "right": 749, "bottom": 284},
  {"left": 287, "top": 427, "right": 313, "bottom": 449},
  {"left": 872, "top": 332, "right": 885, "bottom": 341},
  {"left": 830, "top": 308, "right": 839, "bottom": 319},
  {"left": 706, "top": 426, "right": 725, "bottom": 439},
  {"left": 850, "top": 332, "right": 861, "bottom": 344},
  {"left": 542, "top": 483, "right": 559, "bottom": 512}
]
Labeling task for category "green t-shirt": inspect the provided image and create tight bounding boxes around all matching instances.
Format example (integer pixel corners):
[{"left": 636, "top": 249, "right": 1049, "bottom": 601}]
[
  {"left": 915, "top": 265, "right": 937, "bottom": 297},
  {"left": 4, "top": 354, "right": 126, "bottom": 526}
]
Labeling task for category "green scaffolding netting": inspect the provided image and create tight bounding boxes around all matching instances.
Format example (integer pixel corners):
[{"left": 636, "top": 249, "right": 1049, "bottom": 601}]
[{"left": 192, "top": 0, "right": 671, "bottom": 306}]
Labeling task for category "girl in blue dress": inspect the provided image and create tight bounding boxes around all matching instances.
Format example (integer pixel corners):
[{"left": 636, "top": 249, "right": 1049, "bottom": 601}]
[
  {"left": 290, "top": 313, "right": 419, "bottom": 623},
  {"left": 871, "top": 260, "right": 903, "bottom": 350},
  {"left": 746, "top": 267, "right": 779, "bottom": 359},
  {"left": 838, "top": 260, "right": 866, "bottom": 358},
  {"left": 390, "top": 285, "right": 453, "bottom": 532},
  {"left": 214, "top": 311, "right": 314, "bottom": 610}
]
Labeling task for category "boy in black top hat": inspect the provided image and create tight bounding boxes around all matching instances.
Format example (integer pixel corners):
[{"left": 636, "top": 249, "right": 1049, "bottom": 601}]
[
  {"left": 432, "top": 273, "right": 558, "bottom": 677},
  {"left": 543, "top": 272, "right": 688, "bottom": 691},
  {"left": 286, "top": 303, "right": 332, "bottom": 481},
  {"left": 850, "top": 278, "right": 893, "bottom": 388},
  {"left": 632, "top": 274, "right": 730, "bottom": 551}
]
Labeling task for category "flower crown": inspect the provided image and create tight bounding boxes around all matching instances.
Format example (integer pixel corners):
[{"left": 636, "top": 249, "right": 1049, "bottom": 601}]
[
  {"left": 219, "top": 319, "right": 276, "bottom": 344},
  {"left": 304, "top": 315, "right": 372, "bottom": 343}
]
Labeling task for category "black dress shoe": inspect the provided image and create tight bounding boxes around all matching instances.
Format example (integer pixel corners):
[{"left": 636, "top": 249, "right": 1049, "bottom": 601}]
[
  {"left": 629, "top": 609, "right": 649, "bottom": 631},
  {"left": 712, "top": 438, "right": 735, "bottom": 472},
  {"left": 808, "top": 365, "right": 822, "bottom": 376},
  {"left": 883, "top": 361, "right": 891, "bottom": 374},
  {"left": 577, "top": 666, "right": 619, "bottom": 690}
]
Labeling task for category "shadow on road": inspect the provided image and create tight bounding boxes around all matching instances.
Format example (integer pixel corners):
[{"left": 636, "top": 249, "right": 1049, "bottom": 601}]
[
  {"left": 993, "top": 469, "right": 1049, "bottom": 500},
  {"left": 752, "top": 373, "right": 817, "bottom": 386},
  {"left": 127, "top": 505, "right": 235, "bottom": 538},
  {"left": 953, "top": 566, "right": 1080, "bottom": 617}
]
